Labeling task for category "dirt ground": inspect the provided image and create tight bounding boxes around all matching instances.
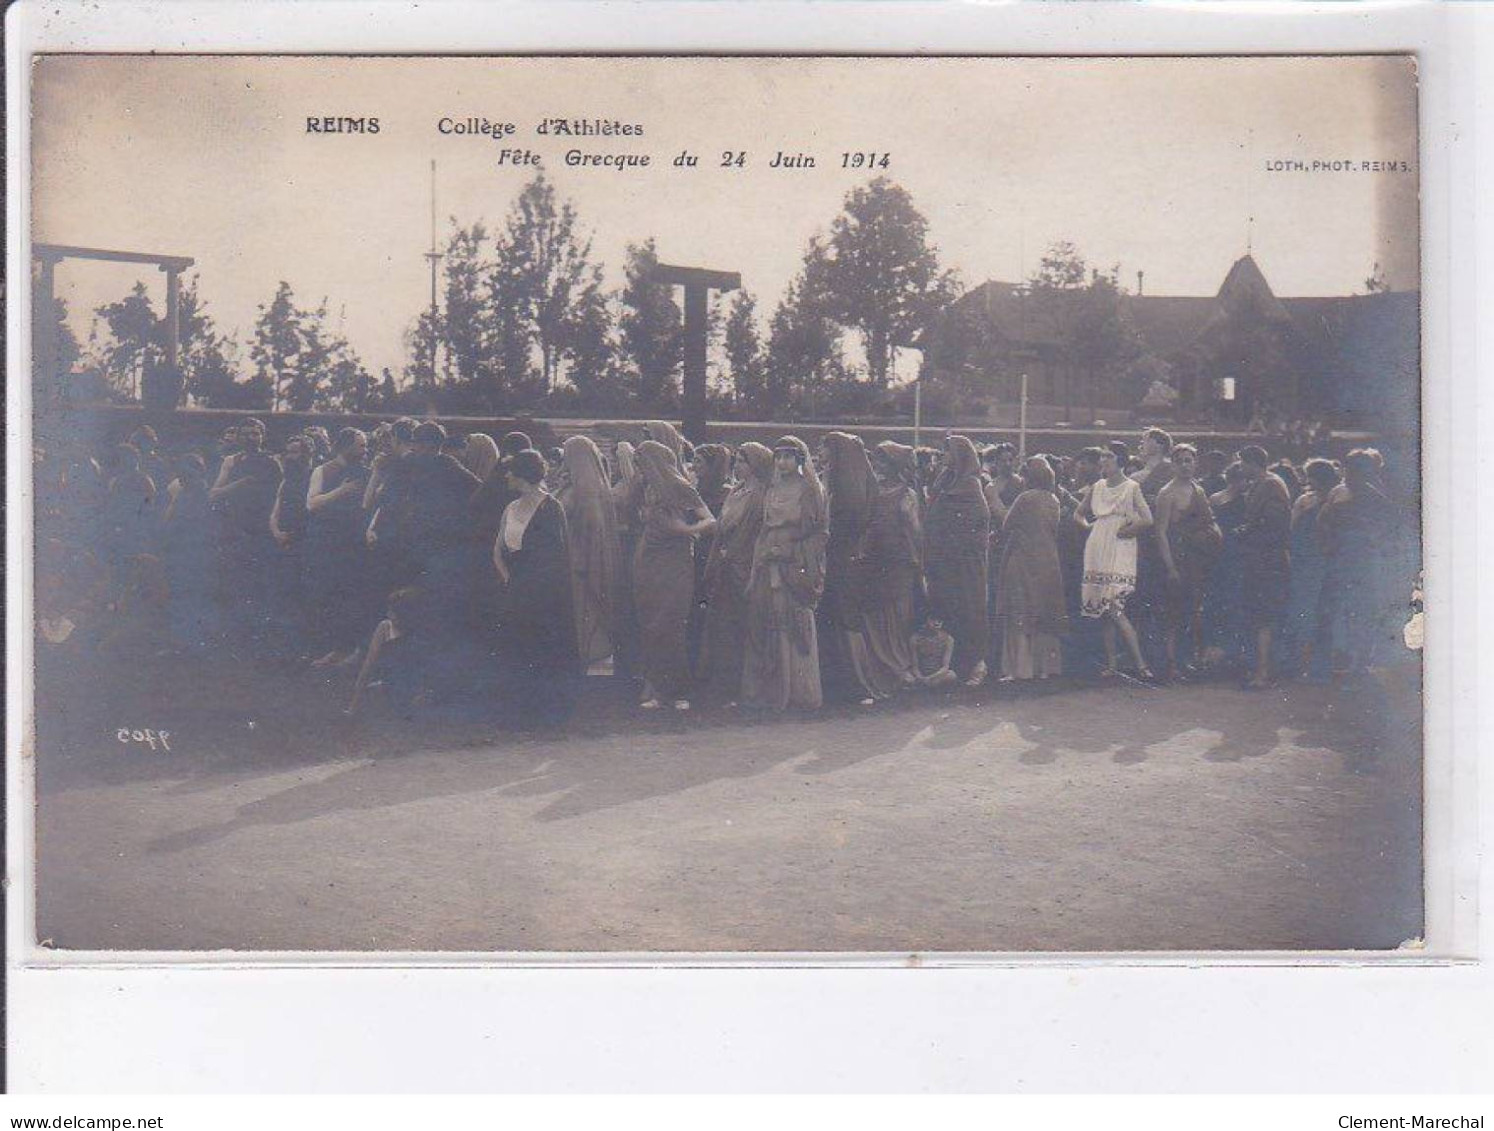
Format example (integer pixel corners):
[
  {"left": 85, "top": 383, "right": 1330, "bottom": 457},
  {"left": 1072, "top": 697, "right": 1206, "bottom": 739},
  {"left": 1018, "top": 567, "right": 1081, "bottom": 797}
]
[{"left": 30, "top": 654, "right": 1423, "bottom": 953}]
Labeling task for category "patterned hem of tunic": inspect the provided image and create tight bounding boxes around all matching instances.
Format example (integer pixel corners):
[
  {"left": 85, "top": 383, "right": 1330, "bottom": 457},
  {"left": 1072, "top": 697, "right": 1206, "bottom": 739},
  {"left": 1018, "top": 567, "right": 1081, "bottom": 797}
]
[
  {"left": 1080, "top": 567, "right": 1134, "bottom": 619},
  {"left": 1081, "top": 595, "right": 1131, "bottom": 618}
]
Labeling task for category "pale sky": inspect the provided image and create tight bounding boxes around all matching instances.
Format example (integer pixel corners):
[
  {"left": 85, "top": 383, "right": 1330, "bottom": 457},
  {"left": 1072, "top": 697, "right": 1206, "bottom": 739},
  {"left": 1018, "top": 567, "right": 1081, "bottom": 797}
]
[{"left": 32, "top": 54, "right": 1418, "bottom": 381}]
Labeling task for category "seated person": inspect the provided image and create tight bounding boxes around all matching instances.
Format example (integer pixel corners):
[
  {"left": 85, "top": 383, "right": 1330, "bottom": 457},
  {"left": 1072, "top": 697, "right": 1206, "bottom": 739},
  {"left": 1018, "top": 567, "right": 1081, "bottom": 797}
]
[
  {"left": 912, "top": 616, "right": 958, "bottom": 688},
  {"left": 345, "top": 587, "right": 430, "bottom": 718}
]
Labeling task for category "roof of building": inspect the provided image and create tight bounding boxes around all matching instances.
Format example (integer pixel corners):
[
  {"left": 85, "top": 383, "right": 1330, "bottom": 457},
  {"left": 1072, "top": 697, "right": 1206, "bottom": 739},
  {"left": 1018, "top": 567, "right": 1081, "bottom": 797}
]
[{"left": 937, "top": 255, "right": 1418, "bottom": 367}]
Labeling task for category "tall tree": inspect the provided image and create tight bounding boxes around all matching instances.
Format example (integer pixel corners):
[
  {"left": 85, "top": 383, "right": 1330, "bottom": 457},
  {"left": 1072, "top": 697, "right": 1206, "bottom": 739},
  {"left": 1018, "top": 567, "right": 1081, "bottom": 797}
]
[
  {"left": 557, "top": 271, "right": 620, "bottom": 408},
  {"left": 322, "top": 351, "right": 373, "bottom": 412},
  {"left": 93, "top": 282, "right": 161, "bottom": 398},
  {"left": 41, "top": 291, "right": 81, "bottom": 369},
  {"left": 487, "top": 250, "right": 544, "bottom": 405},
  {"left": 498, "top": 174, "right": 597, "bottom": 395},
  {"left": 251, "top": 281, "right": 366, "bottom": 411},
  {"left": 723, "top": 289, "right": 768, "bottom": 416},
  {"left": 1025, "top": 244, "right": 1138, "bottom": 421},
  {"left": 804, "top": 178, "right": 960, "bottom": 386},
  {"left": 251, "top": 282, "right": 304, "bottom": 411},
  {"left": 176, "top": 277, "right": 261, "bottom": 408},
  {"left": 89, "top": 275, "right": 263, "bottom": 407},
  {"left": 402, "top": 308, "right": 441, "bottom": 390},
  {"left": 766, "top": 271, "right": 845, "bottom": 418},
  {"left": 1030, "top": 240, "right": 1088, "bottom": 291},
  {"left": 618, "top": 239, "right": 683, "bottom": 410},
  {"left": 441, "top": 221, "right": 495, "bottom": 390},
  {"left": 1069, "top": 266, "right": 1140, "bottom": 421},
  {"left": 293, "top": 299, "right": 340, "bottom": 412},
  {"left": 1025, "top": 242, "right": 1089, "bottom": 419}
]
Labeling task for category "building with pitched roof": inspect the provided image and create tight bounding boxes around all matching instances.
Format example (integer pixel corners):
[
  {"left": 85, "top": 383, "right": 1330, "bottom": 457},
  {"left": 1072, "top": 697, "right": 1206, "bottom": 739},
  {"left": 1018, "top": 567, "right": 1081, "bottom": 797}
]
[{"left": 918, "top": 254, "right": 1419, "bottom": 429}]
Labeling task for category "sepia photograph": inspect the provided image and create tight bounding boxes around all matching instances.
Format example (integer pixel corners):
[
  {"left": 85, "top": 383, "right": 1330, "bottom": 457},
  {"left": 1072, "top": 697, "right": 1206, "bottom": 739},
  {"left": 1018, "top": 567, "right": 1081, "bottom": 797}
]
[{"left": 25, "top": 53, "right": 1423, "bottom": 955}]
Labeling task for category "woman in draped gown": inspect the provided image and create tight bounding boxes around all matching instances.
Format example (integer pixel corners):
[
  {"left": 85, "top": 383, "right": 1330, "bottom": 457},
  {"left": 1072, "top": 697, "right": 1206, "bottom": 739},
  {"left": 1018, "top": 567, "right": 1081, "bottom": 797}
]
[
  {"left": 688, "top": 442, "right": 733, "bottom": 671},
  {"left": 1316, "top": 448, "right": 1401, "bottom": 676},
  {"left": 305, "top": 427, "right": 372, "bottom": 665},
  {"left": 1237, "top": 445, "right": 1293, "bottom": 689},
  {"left": 1200, "top": 462, "right": 1250, "bottom": 669},
  {"left": 1280, "top": 457, "right": 1340, "bottom": 680},
  {"left": 821, "top": 432, "right": 905, "bottom": 703},
  {"left": 864, "top": 441, "right": 924, "bottom": 688},
  {"left": 697, "top": 442, "right": 774, "bottom": 703},
  {"left": 493, "top": 448, "right": 581, "bottom": 725},
  {"left": 741, "top": 437, "right": 828, "bottom": 712},
  {"left": 558, "top": 435, "right": 622, "bottom": 670},
  {"left": 632, "top": 439, "right": 717, "bottom": 710},
  {"left": 609, "top": 441, "right": 644, "bottom": 682},
  {"left": 993, "top": 458, "right": 1068, "bottom": 680},
  {"left": 923, "top": 435, "right": 991, "bottom": 686}
]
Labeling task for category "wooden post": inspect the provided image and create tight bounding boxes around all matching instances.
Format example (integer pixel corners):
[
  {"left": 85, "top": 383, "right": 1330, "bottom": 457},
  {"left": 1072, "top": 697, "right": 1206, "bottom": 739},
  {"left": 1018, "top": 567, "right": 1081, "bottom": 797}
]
[
  {"left": 164, "top": 266, "right": 182, "bottom": 371},
  {"left": 651, "top": 263, "right": 741, "bottom": 443},
  {"left": 682, "top": 284, "right": 708, "bottom": 443},
  {"left": 35, "top": 253, "right": 58, "bottom": 394},
  {"left": 32, "top": 244, "right": 195, "bottom": 406}
]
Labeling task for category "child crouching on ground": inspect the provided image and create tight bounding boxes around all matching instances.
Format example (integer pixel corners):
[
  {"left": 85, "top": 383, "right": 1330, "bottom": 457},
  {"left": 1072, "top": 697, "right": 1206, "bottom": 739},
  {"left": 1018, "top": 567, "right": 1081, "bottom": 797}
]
[{"left": 912, "top": 616, "right": 958, "bottom": 688}]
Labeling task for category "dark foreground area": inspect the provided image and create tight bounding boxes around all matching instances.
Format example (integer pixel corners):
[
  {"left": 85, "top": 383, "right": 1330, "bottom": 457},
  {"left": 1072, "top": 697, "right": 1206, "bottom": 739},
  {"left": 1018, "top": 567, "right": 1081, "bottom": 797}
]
[{"left": 31, "top": 652, "right": 1422, "bottom": 952}]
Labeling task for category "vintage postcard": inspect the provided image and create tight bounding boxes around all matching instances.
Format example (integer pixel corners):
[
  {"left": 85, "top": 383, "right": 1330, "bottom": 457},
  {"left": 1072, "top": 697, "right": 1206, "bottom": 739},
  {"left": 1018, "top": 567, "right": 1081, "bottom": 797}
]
[{"left": 25, "top": 54, "right": 1423, "bottom": 954}]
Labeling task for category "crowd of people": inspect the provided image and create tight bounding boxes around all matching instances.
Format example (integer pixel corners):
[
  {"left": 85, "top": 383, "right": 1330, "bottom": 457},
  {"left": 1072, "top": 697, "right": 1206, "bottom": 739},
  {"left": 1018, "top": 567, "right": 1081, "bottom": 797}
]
[{"left": 34, "top": 414, "right": 1419, "bottom": 728}]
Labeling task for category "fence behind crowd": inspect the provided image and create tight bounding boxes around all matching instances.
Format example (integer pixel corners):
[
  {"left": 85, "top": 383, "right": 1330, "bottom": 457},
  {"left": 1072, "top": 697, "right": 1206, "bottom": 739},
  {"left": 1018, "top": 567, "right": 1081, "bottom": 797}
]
[{"left": 37, "top": 403, "right": 1408, "bottom": 467}]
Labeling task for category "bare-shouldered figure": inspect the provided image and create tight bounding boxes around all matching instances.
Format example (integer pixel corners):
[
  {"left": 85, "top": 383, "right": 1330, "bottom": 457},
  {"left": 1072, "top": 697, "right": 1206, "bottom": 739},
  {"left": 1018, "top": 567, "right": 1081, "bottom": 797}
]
[{"left": 1153, "top": 445, "right": 1222, "bottom": 679}]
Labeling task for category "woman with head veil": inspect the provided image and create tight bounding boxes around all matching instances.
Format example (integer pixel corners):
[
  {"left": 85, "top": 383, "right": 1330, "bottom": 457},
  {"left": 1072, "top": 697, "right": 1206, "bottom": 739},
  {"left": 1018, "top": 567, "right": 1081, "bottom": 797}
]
[
  {"left": 1199, "top": 461, "right": 1250, "bottom": 669},
  {"left": 992, "top": 457, "right": 1069, "bottom": 681},
  {"left": 687, "top": 442, "right": 734, "bottom": 672},
  {"left": 697, "top": 442, "right": 774, "bottom": 703},
  {"left": 632, "top": 439, "right": 717, "bottom": 710},
  {"left": 461, "top": 433, "right": 501, "bottom": 483},
  {"left": 1279, "top": 457, "right": 1340, "bottom": 680},
  {"left": 821, "top": 432, "right": 905, "bottom": 703},
  {"left": 304, "top": 427, "right": 372, "bottom": 667},
  {"left": 610, "top": 440, "right": 644, "bottom": 680},
  {"left": 642, "top": 420, "right": 688, "bottom": 468},
  {"left": 923, "top": 434, "right": 992, "bottom": 686},
  {"left": 741, "top": 436, "right": 828, "bottom": 712},
  {"left": 470, "top": 431, "right": 534, "bottom": 545},
  {"left": 692, "top": 444, "right": 733, "bottom": 517},
  {"left": 557, "top": 435, "right": 622, "bottom": 671},
  {"left": 468, "top": 431, "right": 535, "bottom": 656},
  {"left": 1316, "top": 447, "right": 1400, "bottom": 677},
  {"left": 865, "top": 440, "right": 925, "bottom": 687}
]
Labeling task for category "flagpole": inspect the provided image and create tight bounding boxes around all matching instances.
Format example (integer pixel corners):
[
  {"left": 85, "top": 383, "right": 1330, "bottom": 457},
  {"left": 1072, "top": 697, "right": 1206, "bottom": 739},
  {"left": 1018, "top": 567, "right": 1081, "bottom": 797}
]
[
  {"left": 424, "top": 159, "right": 444, "bottom": 383},
  {"left": 1019, "top": 372, "right": 1029, "bottom": 460},
  {"left": 913, "top": 377, "right": 922, "bottom": 452}
]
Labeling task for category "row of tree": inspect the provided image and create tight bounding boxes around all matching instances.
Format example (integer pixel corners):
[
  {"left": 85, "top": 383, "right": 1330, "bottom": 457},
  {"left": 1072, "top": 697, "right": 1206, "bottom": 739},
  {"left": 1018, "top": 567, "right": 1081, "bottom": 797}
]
[
  {"left": 44, "top": 175, "right": 977, "bottom": 420},
  {"left": 50, "top": 274, "right": 384, "bottom": 413},
  {"left": 399, "top": 174, "right": 962, "bottom": 419},
  {"left": 46, "top": 174, "right": 1173, "bottom": 424}
]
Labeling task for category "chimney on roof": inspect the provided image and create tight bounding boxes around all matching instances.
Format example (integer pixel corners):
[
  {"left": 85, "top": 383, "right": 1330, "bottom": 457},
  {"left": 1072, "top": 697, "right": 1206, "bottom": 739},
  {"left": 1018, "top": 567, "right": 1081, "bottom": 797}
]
[{"left": 1136, "top": 270, "right": 1145, "bottom": 296}]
